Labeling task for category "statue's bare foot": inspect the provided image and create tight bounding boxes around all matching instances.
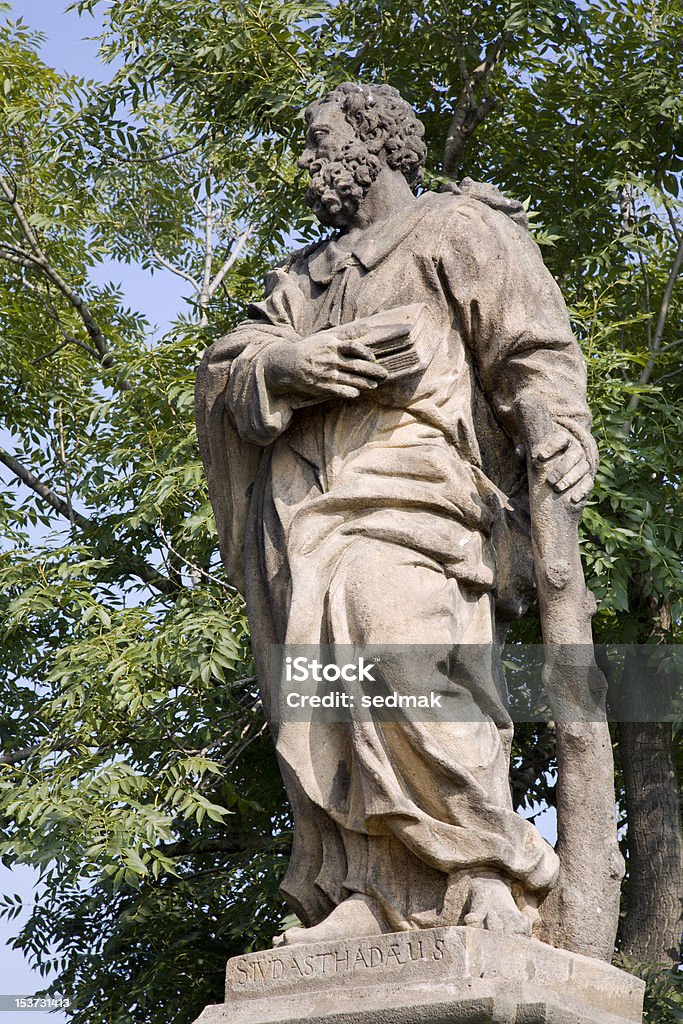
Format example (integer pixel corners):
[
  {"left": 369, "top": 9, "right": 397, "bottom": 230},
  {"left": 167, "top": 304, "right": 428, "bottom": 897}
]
[
  {"left": 273, "top": 895, "right": 386, "bottom": 947},
  {"left": 464, "top": 877, "right": 533, "bottom": 937}
]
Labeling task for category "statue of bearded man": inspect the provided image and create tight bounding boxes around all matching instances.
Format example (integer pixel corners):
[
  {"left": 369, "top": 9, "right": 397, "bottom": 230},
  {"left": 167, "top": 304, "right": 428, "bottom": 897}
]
[{"left": 196, "top": 83, "right": 598, "bottom": 947}]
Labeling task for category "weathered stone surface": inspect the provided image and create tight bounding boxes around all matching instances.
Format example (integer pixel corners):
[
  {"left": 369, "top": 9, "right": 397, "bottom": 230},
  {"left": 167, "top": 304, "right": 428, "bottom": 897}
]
[
  {"left": 195, "top": 80, "right": 623, "bottom": 964},
  {"left": 192, "top": 927, "right": 644, "bottom": 1024}
]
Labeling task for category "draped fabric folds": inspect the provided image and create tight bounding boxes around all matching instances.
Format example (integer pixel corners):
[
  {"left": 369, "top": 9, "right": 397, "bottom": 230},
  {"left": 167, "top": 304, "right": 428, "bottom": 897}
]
[{"left": 196, "top": 190, "right": 596, "bottom": 929}]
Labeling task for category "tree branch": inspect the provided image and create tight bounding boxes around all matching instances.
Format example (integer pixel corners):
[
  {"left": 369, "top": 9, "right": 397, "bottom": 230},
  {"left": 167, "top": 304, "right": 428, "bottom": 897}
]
[
  {"left": 150, "top": 245, "right": 201, "bottom": 292},
  {"left": 0, "top": 175, "right": 43, "bottom": 255},
  {"left": 653, "top": 366, "right": 683, "bottom": 387},
  {"left": 629, "top": 190, "right": 653, "bottom": 350},
  {"left": 655, "top": 172, "right": 682, "bottom": 244},
  {"left": 189, "top": 189, "right": 207, "bottom": 222},
  {"left": 250, "top": 8, "right": 308, "bottom": 78},
  {"left": 124, "top": 198, "right": 202, "bottom": 293},
  {"left": 22, "top": 277, "right": 103, "bottom": 362},
  {"left": 30, "top": 338, "right": 72, "bottom": 364},
  {"left": 0, "top": 446, "right": 176, "bottom": 596},
  {"left": 0, "top": 746, "right": 41, "bottom": 766},
  {"left": 55, "top": 404, "right": 74, "bottom": 526},
  {"left": 208, "top": 226, "right": 252, "bottom": 299},
  {"left": 662, "top": 199, "right": 682, "bottom": 244},
  {"left": 0, "top": 741, "right": 117, "bottom": 766},
  {"left": 0, "top": 175, "right": 129, "bottom": 388},
  {"left": 156, "top": 518, "right": 234, "bottom": 590},
  {"left": 221, "top": 721, "right": 267, "bottom": 770},
  {"left": 627, "top": 232, "right": 683, "bottom": 415},
  {"left": 158, "top": 834, "right": 282, "bottom": 858},
  {"left": 443, "top": 29, "right": 513, "bottom": 176},
  {"left": 0, "top": 243, "right": 36, "bottom": 268},
  {"left": 0, "top": 445, "right": 91, "bottom": 529},
  {"left": 199, "top": 178, "right": 213, "bottom": 327},
  {"left": 31, "top": 258, "right": 117, "bottom": 371},
  {"left": 101, "top": 138, "right": 203, "bottom": 167},
  {"left": 31, "top": 333, "right": 101, "bottom": 365}
]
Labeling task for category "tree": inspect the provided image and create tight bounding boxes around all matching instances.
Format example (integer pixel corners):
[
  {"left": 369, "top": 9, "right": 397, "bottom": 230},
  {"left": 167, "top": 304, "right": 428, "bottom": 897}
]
[{"left": 0, "top": 1, "right": 680, "bottom": 1022}]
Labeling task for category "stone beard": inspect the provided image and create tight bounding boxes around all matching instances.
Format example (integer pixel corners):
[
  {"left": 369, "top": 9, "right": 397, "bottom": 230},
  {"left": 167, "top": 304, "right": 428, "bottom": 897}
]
[
  {"left": 304, "top": 141, "right": 382, "bottom": 227},
  {"left": 196, "top": 83, "right": 600, "bottom": 951}
]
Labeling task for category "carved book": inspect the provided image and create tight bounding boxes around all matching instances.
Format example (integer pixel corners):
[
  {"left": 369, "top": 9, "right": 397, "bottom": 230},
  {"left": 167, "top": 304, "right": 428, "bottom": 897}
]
[{"left": 328, "top": 302, "right": 438, "bottom": 381}]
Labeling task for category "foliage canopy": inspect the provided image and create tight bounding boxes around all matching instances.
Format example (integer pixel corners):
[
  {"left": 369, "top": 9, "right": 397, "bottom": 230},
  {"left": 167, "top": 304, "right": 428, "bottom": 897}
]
[{"left": 0, "top": 1, "right": 681, "bottom": 1021}]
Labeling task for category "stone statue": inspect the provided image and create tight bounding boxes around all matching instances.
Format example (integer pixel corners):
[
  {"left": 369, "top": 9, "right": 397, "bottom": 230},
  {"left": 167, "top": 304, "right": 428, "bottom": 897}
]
[{"left": 195, "top": 84, "right": 622, "bottom": 965}]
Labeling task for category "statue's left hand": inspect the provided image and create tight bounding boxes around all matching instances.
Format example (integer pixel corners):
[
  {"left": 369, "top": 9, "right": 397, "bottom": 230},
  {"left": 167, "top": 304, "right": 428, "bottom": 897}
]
[{"left": 531, "top": 430, "right": 594, "bottom": 505}]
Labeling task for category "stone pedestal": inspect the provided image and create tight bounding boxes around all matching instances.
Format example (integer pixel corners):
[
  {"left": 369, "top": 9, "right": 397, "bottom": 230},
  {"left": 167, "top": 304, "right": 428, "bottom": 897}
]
[{"left": 192, "top": 927, "right": 644, "bottom": 1024}]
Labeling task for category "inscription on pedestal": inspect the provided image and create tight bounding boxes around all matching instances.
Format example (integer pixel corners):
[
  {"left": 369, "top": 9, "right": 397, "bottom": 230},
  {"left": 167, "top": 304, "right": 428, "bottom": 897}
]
[{"left": 227, "top": 928, "right": 464, "bottom": 999}]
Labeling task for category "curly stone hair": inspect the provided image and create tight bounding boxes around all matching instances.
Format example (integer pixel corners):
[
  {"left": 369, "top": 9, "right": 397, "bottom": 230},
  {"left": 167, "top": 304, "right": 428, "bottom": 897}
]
[{"left": 305, "top": 83, "right": 427, "bottom": 189}]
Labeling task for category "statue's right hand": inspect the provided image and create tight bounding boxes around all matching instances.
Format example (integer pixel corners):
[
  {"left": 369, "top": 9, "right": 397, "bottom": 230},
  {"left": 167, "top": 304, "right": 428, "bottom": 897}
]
[{"left": 262, "top": 333, "right": 388, "bottom": 402}]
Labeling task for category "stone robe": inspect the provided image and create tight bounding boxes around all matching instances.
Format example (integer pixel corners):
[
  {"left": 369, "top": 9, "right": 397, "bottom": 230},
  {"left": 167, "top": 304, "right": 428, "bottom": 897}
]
[{"left": 196, "top": 190, "right": 598, "bottom": 931}]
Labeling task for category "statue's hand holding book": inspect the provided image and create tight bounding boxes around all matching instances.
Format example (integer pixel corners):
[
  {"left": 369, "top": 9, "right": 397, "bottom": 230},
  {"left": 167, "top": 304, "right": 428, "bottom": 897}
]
[
  {"left": 263, "top": 302, "right": 438, "bottom": 408},
  {"left": 322, "top": 303, "right": 438, "bottom": 381}
]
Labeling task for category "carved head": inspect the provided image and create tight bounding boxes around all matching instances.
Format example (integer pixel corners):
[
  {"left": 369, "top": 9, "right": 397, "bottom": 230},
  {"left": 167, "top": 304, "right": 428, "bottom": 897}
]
[{"left": 299, "top": 83, "right": 427, "bottom": 228}]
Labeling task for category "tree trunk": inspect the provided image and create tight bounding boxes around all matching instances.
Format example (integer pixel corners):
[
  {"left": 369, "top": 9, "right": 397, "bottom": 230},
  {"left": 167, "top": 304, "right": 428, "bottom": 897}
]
[{"left": 618, "top": 720, "right": 682, "bottom": 966}]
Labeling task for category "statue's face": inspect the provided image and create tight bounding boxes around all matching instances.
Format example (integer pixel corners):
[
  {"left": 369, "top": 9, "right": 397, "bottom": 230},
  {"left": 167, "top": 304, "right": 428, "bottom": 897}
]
[
  {"left": 299, "top": 101, "right": 357, "bottom": 170},
  {"left": 299, "top": 101, "right": 382, "bottom": 229}
]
